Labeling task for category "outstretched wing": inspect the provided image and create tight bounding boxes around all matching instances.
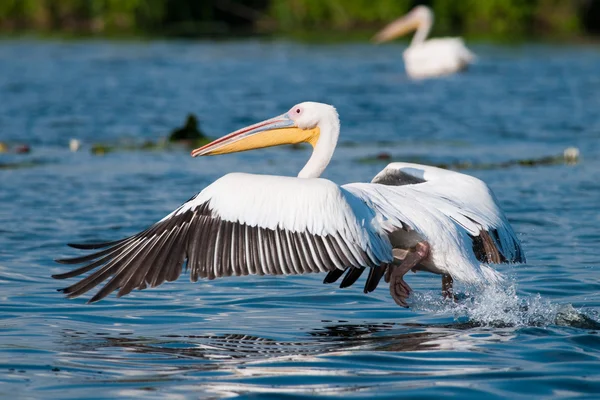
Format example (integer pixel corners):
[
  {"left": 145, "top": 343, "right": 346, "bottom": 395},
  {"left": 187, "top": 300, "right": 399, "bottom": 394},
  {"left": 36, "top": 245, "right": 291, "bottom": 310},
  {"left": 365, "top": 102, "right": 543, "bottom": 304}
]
[
  {"left": 370, "top": 162, "right": 524, "bottom": 263},
  {"left": 325, "top": 162, "right": 525, "bottom": 289},
  {"left": 53, "top": 173, "right": 392, "bottom": 303}
]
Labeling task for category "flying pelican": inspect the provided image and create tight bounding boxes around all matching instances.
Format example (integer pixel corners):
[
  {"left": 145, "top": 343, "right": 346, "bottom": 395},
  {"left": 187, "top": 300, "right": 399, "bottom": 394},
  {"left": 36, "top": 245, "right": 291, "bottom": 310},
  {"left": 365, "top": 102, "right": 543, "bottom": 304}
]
[
  {"left": 53, "top": 102, "right": 524, "bottom": 307},
  {"left": 373, "top": 5, "right": 475, "bottom": 79}
]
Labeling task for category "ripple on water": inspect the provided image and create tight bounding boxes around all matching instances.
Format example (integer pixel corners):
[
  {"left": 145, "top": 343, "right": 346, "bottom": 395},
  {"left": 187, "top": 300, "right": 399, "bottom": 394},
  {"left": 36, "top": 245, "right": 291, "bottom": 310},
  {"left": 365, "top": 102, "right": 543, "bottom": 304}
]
[{"left": 1, "top": 40, "right": 600, "bottom": 398}]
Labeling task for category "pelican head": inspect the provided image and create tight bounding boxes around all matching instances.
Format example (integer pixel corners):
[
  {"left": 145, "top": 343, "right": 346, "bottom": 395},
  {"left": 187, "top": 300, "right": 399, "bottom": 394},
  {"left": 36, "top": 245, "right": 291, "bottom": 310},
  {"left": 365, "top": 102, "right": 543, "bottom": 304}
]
[
  {"left": 373, "top": 5, "right": 433, "bottom": 44},
  {"left": 191, "top": 102, "right": 336, "bottom": 157}
]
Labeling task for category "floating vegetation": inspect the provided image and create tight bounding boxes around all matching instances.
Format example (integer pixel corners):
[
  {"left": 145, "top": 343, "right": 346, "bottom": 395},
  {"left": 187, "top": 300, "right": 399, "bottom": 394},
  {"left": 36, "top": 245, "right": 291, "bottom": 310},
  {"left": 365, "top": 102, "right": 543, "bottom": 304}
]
[
  {"left": 357, "top": 147, "right": 581, "bottom": 170},
  {"left": 14, "top": 144, "right": 30, "bottom": 154},
  {"left": 0, "top": 159, "right": 49, "bottom": 170},
  {"left": 90, "top": 113, "right": 213, "bottom": 156},
  {"left": 90, "top": 138, "right": 211, "bottom": 156},
  {"left": 0, "top": 142, "right": 31, "bottom": 155},
  {"left": 0, "top": 142, "right": 40, "bottom": 170},
  {"left": 90, "top": 140, "right": 165, "bottom": 156}
]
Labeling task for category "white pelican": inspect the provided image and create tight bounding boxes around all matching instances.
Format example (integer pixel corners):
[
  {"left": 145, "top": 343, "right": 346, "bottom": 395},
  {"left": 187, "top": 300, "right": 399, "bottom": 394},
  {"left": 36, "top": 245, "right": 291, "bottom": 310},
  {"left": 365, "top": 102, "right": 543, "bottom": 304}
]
[
  {"left": 373, "top": 5, "right": 475, "bottom": 79},
  {"left": 54, "top": 102, "right": 524, "bottom": 307}
]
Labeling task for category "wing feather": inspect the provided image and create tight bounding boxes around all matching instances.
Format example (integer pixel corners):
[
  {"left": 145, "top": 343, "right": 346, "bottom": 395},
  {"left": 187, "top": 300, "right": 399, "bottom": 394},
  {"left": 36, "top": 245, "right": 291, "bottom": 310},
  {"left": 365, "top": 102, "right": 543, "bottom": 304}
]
[
  {"left": 187, "top": 215, "right": 202, "bottom": 282},
  {"left": 340, "top": 267, "right": 365, "bottom": 288},
  {"left": 285, "top": 229, "right": 302, "bottom": 274},
  {"left": 54, "top": 173, "right": 391, "bottom": 302},
  {"left": 369, "top": 162, "right": 525, "bottom": 265},
  {"left": 119, "top": 231, "right": 170, "bottom": 296},
  {"left": 323, "top": 268, "right": 345, "bottom": 284},
  {"left": 275, "top": 229, "right": 291, "bottom": 275},
  {"left": 248, "top": 225, "right": 260, "bottom": 275}
]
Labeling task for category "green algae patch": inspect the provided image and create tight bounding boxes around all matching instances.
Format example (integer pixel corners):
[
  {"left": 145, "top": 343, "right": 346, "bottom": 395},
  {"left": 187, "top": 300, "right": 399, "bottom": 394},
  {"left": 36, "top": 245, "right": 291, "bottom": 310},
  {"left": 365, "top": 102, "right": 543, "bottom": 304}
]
[{"left": 357, "top": 147, "right": 581, "bottom": 171}]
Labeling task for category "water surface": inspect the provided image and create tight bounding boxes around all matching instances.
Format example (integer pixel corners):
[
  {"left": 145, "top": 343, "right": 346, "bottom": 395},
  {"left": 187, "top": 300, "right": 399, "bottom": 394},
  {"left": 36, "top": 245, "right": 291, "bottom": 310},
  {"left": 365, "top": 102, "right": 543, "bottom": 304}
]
[{"left": 1, "top": 40, "right": 600, "bottom": 399}]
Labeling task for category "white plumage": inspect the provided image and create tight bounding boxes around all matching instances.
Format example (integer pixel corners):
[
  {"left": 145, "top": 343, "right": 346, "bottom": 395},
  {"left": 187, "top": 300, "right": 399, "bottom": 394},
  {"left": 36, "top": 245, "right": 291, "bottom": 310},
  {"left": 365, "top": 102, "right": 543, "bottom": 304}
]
[
  {"left": 174, "top": 172, "right": 394, "bottom": 269},
  {"left": 54, "top": 102, "right": 523, "bottom": 306},
  {"left": 351, "top": 163, "right": 523, "bottom": 283},
  {"left": 403, "top": 38, "right": 474, "bottom": 79},
  {"left": 374, "top": 6, "right": 475, "bottom": 79}
]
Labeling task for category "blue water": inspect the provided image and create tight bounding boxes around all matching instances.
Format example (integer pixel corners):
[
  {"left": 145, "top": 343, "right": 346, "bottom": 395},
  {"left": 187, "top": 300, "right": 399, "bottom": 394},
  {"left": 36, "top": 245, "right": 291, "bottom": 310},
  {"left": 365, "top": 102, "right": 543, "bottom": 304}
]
[{"left": 1, "top": 39, "right": 600, "bottom": 399}]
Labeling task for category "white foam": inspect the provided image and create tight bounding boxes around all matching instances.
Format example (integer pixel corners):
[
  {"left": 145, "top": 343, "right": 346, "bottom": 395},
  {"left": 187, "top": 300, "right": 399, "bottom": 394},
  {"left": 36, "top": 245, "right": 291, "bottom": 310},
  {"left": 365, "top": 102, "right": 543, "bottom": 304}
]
[{"left": 409, "top": 277, "right": 591, "bottom": 328}]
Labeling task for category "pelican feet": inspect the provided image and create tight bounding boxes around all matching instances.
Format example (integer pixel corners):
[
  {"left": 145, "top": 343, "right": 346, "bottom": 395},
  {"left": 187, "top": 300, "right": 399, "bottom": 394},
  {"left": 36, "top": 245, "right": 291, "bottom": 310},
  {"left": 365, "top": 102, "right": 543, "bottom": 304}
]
[
  {"left": 386, "top": 242, "right": 430, "bottom": 308},
  {"left": 387, "top": 266, "right": 412, "bottom": 307}
]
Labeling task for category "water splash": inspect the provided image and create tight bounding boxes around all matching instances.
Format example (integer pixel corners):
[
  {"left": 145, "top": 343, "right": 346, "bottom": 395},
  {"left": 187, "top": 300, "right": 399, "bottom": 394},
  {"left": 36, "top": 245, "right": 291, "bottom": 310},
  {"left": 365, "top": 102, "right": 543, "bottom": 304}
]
[{"left": 410, "top": 278, "right": 600, "bottom": 329}]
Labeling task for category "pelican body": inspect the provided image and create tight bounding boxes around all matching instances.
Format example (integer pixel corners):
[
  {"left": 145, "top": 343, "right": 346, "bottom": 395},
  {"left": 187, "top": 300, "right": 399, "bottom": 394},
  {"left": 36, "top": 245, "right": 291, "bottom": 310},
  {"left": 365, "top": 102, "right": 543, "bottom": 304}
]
[
  {"left": 374, "top": 6, "right": 475, "bottom": 79},
  {"left": 54, "top": 102, "right": 524, "bottom": 307}
]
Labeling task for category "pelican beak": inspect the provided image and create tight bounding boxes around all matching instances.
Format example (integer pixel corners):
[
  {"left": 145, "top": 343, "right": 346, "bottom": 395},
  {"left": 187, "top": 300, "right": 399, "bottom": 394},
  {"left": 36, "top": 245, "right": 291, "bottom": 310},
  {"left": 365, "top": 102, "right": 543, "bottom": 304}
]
[
  {"left": 373, "top": 13, "right": 420, "bottom": 43},
  {"left": 191, "top": 113, "right": 320, "bottom": 157}
]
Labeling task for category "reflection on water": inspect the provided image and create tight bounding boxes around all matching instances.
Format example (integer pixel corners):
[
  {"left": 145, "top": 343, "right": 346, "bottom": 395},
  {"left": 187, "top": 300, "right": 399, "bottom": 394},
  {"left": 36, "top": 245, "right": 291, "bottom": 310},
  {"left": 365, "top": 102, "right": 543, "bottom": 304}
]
[
  {"left": 58, "top": 299, "right": 599, "bottom": 370},
  {"left": 52, "top": 308, "right": 598, "bottom": 398},
  {"left": 60, "top": 321, "right": 481, "bottom": 362},
  {"left": 38, "top": 280, "right": 600, "bottom": 397},
  {"left": 56, "top": 320, "right": 515, "bottom": 384}
]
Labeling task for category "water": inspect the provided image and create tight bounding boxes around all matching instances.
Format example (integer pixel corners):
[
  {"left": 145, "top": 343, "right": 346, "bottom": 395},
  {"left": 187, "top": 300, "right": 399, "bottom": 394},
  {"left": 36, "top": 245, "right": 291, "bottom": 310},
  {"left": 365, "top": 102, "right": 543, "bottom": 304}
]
[{"left": 1, "top": 39, "right": 600, "bottom": 398}]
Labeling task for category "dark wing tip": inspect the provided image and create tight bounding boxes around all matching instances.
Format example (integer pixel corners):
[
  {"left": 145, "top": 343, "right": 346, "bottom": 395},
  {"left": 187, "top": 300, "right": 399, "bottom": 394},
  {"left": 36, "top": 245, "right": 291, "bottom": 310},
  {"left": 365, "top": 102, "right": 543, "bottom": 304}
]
[
  {"left": 363, "top": 265, "right": 386, "bottom": 293},
  {"left": 52, "top": 272, "right": 72, "bottom": 280},
  {"left": 87, "top": 293, "right": 104, "bottom": 304},
  {"left": 67, "top": 238, "right": 127, "bottom": 250},
  {"left": 56, "top": 287, "right": 78, "bottom": 299},
  {"left": 323, "top": 268, "right": 345, "bottom": 284},
  {"left": 68, "top": 243, "right": 97, "bottom": 250},
  {"left": 59, "top": 286, "right": 73, "bottom": 295},
  {"left": 54, "top": 258, "right": 77, "bottom": 265},
  {"left": 339, "top": 267, "right": 365, "bottom": 289},
  {"left": 56, "top": 282, "right": 107, "bottom": 302}
]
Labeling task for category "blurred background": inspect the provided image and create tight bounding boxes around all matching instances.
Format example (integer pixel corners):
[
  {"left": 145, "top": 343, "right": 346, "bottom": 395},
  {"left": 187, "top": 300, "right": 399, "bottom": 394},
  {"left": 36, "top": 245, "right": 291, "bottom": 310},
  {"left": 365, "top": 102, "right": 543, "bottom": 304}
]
[
  {"left": 0, "top": 0, "right": 599, "bottom": 39},
  {"left": 2, "top": 1, "right": 600, "bottom": 399}
]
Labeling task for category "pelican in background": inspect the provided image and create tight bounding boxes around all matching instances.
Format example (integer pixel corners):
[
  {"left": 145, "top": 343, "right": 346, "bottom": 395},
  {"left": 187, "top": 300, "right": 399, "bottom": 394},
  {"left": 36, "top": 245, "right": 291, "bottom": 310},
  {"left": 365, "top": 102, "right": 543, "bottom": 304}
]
[
  {"left": 54, "top": 102, "right": 524, "bottom": 307},
  {"left": 373, "top": 5, "right": 475, "bottom": 79}
]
